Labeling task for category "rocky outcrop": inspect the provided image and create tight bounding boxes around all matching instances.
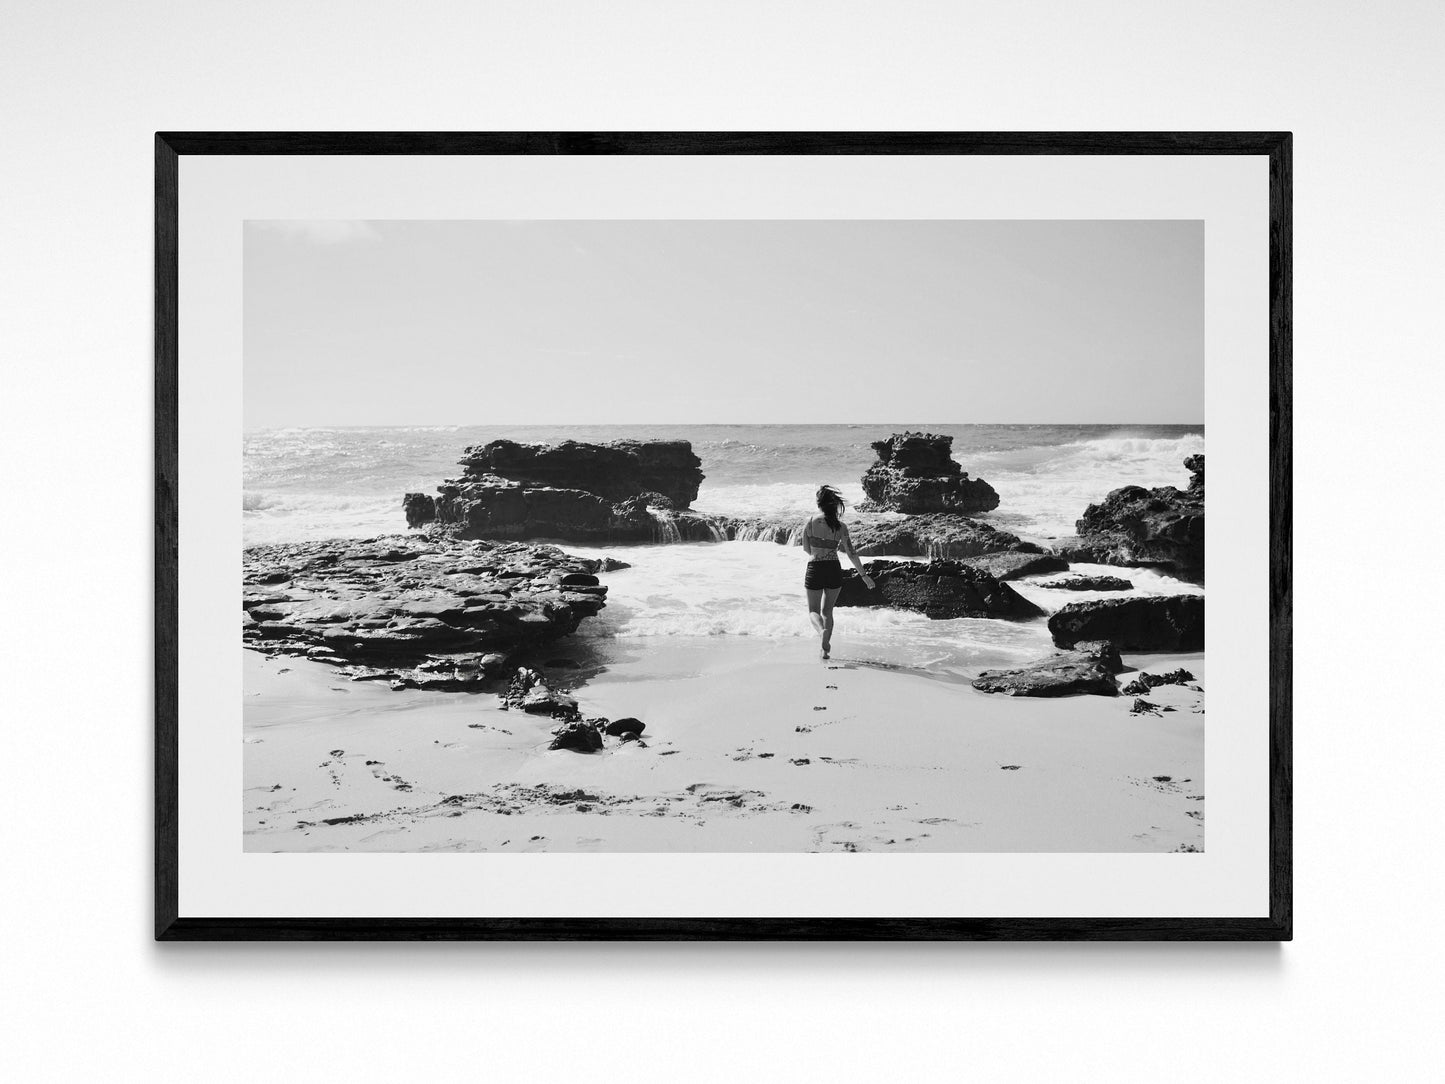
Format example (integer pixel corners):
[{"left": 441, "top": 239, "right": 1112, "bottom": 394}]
[
  {"left": 1035, "top": 573, "right": 1134, "bottom": 592},
  {"left": 498, "top": 668, "right": 649, "bottom": 753},
  {"left": 848, "top": 514, "right": 1039, "bottom": 559},
  {"left": 415, "top": 439, "right": 718, "bottom": 544},
  {"left": 548, "top": 720, "right": 605, "bottom": 753},
  {"left": 835, "top": 560, "right": 1043, "bottom": 619},
  {"left": 1120, "top": 668, "right": 1196, "bottom": 696},
  {"left": 972, "top": 641, "right": 1123, "bottom": 697},
  {"left": 459, "top": 439, "right": 704, "bottom": 507},
  {"left": 403, "top": 492, "right": 435, "bottom": 528},
  {"left": 1056, "top": 456, "right": 1205, "bottom": 581},
  {"left": 1048, "top": 595, "right": 1204, "bottom": 652},
  {"left": 242, "top": 535, "right": 615, "bottom": 689},
  {"left": 859, "top": 432, "right": 1000, "bottom": 514},
  {"left": 724, "top": 512, "right": 1038, "bottom": 559}
]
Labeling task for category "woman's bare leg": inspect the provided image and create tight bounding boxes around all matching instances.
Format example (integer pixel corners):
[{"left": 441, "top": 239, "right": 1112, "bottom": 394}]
[
  {"left": 806, "top": 588, "right": 825, "bottom": 636},
  {"left": 821, "top": 587, "right": 842, "bottom": 656}
]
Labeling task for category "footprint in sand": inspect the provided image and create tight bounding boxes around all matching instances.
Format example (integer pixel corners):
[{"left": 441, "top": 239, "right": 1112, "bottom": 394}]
[
  {"left": 368, "top": 763, "right": 413, "bottom": 792},
  {"left": 810, "top": 821, "right": 886, "bottom": 852}
]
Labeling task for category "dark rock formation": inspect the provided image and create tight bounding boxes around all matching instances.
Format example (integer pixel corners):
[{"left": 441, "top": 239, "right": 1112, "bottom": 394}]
[
  {"left": 242, "top": 535, "right": 615, "bottom": 689},
  {"left": 501, "top": 667, "right": 582, "bottom": 717},
  {"left": 414, "top": 439, "right": 720, "bottom": 544},
  {"left": 548, "top": 720, "right": 604, "bottom": 753},
  {"left": 1183, "top": 454, "right": 1204, "bottom": 493},
  {"left": 603, "top": 717, "right": 645, "bottom": 737},
  {"left": 836, "top": 560, "right": 1043, "bottom": 619},
  {"left": 973, "top": 641, "right": 1122, "bottom": 697},
  {"left": 1120, "top": 668, "right": 1196, "bottom": 696},
  {"left": 460, "top": 439, "right": 704, "bottom": 506},
  {"left": 1036, "top": 573, "right": 1134, "bottom": 592},
  {"left": 1074, "top": 639, "right": 1124, "bottom": 674},
  {"left": 1057, "top": 456, "right": 1205, "bottom": 581},
  {"left": 859, "top": 432, "right": 1000, "bottom": 514},
  {"left": 403, "top": 492, "right": 435, "bottom": 528},
  {"left": 1048, "top": 595, "right": 1204, "bottom": 652},
  {"left": 849, "top": 514, "right": 1040, "bottom": 559},
  {"left": 961, "top": 551, "right": 1069, "bottom": 581}
]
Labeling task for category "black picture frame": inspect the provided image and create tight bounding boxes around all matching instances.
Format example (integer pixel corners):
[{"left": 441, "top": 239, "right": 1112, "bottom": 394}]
[{"left": 156, "top": 131, "right": 1291, "bottom": 941}]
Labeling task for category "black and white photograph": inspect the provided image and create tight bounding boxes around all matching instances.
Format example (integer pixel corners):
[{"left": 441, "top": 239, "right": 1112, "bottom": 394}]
[{"left": 241, "top": 217, "right": 1207, "bottom": 854}]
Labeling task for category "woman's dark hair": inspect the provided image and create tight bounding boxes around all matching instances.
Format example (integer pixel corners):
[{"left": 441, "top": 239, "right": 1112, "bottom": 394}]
[{"left": 816, "top": 485, "right": 844, "bottom": 532}]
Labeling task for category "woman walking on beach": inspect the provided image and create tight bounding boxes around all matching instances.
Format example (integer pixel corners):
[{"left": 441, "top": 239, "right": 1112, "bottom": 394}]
[{"left": 802, "top": 485, "right": 875, "bottom": 659}]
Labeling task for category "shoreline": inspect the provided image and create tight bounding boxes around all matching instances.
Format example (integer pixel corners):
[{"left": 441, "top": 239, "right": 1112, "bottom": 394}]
[{"left": 244, "top": 632, "right": 1205, "bottom": 853}]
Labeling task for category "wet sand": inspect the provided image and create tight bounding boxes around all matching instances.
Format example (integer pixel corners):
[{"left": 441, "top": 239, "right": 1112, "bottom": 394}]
[{"left": 244, "top": 635, "right": 1205, "bottom": 853}]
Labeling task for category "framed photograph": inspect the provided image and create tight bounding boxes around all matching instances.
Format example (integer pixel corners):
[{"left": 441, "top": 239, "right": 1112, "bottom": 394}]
[{"left": 156, "top": 132, "right": 1290, "bottom": 940}]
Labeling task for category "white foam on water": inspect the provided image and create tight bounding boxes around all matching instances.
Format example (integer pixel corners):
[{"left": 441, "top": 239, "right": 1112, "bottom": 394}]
[
  {"left": 1009, "top": 563, "right": 1204, "bottom": 614},
  {"left": 243, "top": 492, "right": 402, "bottom": 546},
  {"left": 559, "top": 540, "right": 1054, "bottom": 673},
  {"left": 974, "top": 433, "right": 1204, "bottom": 541}
]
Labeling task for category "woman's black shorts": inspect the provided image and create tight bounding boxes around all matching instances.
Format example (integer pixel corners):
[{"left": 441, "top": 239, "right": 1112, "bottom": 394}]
[{"left": 804, "top": 559, "right": 843, "bottom": 590}]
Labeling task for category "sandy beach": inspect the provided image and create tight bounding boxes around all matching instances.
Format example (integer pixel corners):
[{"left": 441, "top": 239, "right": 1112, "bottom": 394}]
[{"left": 244, "top": 634, "right": 1205, "bottom": 853}]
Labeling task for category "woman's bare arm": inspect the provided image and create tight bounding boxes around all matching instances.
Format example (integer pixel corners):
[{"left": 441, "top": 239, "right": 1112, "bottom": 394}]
[{"left": 841, "top": 527, "right": 875, "bottom": 585}]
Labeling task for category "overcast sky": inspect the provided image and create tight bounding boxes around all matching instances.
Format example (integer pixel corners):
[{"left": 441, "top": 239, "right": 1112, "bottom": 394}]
[{"left": 244, "top": 219, "right": 1202, "bottom": 428}]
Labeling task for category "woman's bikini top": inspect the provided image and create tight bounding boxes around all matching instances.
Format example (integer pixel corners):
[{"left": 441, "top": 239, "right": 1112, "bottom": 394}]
[{"left": 803, "top": 519, "right": 846, "bottom": 561}]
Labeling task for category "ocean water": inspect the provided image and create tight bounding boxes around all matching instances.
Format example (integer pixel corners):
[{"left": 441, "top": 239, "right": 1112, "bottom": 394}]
[{"left": 244, "top": 424, "right": 1204, "bottom": 674}]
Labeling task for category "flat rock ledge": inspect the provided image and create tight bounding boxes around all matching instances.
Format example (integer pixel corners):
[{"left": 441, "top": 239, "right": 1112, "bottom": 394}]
[
  {"left": 973, "top": 640, "right": 1124, "bottom": 697},
  {"left": 243, "top": 534, "right": 614, "bottom": 689},
  {"left": 859, "top": 432, "right": 1000, "bottom": 514},
  {"left": 1048, "top": 595, "right": 1204, "bottom": 652},
  {"left": 836, "top": 559, "right": 1043, "bottom": 620}
]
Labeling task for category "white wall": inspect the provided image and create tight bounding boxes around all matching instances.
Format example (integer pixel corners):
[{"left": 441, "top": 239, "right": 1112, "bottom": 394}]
[{"left": 3, "top": 2, "right": 1441, "bottom": 1080}]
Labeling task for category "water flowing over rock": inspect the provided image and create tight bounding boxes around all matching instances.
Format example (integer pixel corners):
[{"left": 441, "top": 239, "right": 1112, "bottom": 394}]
[
  {"left": 972, "top": 641, "right": 1123, "bottom": 697},
  {"left": 412, "top": 438, "right": 726, "bottom": 543},
  {"left": 835, "top": 560, "right": 1043, "bottom": 619},
  {"left": 242, "top": 535, "right": 615, "bottom": 688},
  {"left": 1053, "top": 456, "right": 1205, "bottom": 582},
  {"left": 859, "top": 432, "right": 1000, "bottom": 514},
  {"left": 959, "top": 551, "right": 1069, "bottom": 581},
  {"left": 720, "top": 512, "right": 1036, "bottom": 558},
  {"left": 1048, "top": 595, "right": 1205, "bottom": 652}
]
